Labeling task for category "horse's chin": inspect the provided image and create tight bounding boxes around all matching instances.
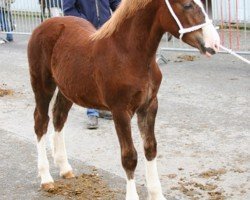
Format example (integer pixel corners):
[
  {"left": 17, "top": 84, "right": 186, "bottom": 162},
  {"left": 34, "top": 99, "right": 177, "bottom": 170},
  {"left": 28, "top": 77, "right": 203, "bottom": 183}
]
[{"left": 183, "top": 36, "right": 217, "bottom": 57}]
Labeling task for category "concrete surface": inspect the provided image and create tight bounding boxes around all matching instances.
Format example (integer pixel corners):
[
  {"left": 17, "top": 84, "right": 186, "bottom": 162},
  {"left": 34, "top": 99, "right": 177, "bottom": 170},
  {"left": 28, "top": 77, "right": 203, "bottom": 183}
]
[{"left": 0, "top": 34, "right": 250, "bottom": 199}]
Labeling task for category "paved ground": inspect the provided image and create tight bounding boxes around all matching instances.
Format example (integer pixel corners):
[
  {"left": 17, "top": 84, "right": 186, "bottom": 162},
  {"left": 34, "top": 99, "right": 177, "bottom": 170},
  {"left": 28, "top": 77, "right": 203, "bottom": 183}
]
[
  {"left": 0, "top": 128, "right": 147, "bottom": 200},
  {"left": 0, "top": 34, "right": 250, "bottom": 199}
]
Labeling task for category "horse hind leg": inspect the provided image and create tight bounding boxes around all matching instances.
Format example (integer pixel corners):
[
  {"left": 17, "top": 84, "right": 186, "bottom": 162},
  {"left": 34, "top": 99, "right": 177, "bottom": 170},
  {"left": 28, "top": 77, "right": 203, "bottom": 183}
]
[
  {"left": 137, "top": 98, "right": 166, "bottom": 200},
  {"left": 32, "top": 79, "right": 56, "bottom": 190},
  {"left": 50, "top": 90, "right": 74, "bottom": 179}
]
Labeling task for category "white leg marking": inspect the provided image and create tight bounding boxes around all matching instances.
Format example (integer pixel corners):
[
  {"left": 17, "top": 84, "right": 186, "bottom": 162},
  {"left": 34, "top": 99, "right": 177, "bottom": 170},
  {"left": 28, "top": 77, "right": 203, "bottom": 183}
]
[
  {"left": 37, "top": 135, "right": 54, "bottom": 184},
  {"left": 145, "top": 159, "right": 166, "bottom": 200},
  {"left": 126, "top": 179, "right": 139, "bottom": 200},
  {"left": 50, "top": 130, "right": 72, "bottom": 176}
]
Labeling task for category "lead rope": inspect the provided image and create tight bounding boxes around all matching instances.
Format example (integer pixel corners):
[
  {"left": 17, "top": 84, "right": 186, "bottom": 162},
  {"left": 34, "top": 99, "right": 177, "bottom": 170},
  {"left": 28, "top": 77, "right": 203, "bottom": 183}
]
[
  {"left": 219, "top": 45, "right": 250, "bottom": 65},
  {"left": 165, "top": 0, "right": 250, "bottom": 65}
]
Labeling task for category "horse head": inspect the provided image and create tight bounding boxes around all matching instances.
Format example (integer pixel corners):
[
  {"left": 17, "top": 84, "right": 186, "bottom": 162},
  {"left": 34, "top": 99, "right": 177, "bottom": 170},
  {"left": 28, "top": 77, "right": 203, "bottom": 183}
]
[{"left": 159, "top": 0, "right": 220, "bottom": 56}]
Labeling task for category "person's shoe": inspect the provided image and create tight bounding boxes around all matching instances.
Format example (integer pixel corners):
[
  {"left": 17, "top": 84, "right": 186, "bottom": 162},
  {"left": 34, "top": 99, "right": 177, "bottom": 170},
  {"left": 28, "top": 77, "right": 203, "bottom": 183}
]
[
  {"left": 99, "top": 110, "right": 113, "bottom": 120},
  {"left": 0, "top": 39, "right": 5, "bottom": 44},
  {"left": 6, "top": 38, "right": 13, "bottom": 42},
  {"left": 87, "top": 116, "right": 98, "bottom": 129}
]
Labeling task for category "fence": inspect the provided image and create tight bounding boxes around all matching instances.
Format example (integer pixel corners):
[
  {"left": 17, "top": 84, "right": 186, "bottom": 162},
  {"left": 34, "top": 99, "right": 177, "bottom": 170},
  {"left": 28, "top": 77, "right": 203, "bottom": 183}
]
[
  {"left": 159, "top": 0, "right": 250, "bottom": 59},
  {"left": 0, "top": 0, "right": 63, "bottom": 36},
  {"left": 1, "top": 0, "right": 250, "bottom": 56}
]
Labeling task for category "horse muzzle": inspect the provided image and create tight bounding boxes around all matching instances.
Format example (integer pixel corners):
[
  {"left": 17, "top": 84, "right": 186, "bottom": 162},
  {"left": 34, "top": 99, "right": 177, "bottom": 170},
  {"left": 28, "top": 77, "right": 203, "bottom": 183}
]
[
  {"left": 203, "top": 47, "right": 216, "bottom": 57},
  {"left": 202, "top": 24, "right": 220, "bottom": 56}
]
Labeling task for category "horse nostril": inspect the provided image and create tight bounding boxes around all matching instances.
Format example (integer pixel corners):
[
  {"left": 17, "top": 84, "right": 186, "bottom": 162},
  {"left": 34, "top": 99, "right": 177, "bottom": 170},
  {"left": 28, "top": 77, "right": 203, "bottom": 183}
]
[
  {"left": 214, "top": 44, "right": 219, "bottom": 51},
  {"left": 206, "top": 47, "right": 216, "bottom": 55}
]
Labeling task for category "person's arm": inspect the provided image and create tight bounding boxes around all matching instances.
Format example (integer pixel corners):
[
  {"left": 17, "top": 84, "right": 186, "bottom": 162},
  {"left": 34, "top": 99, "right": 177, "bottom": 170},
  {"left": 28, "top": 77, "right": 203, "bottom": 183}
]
[
  {"left": 109, "top": 0, "right": 120, "bottom": 11},
  {"left": 63, "top": 0, "right": 87, "bottom": 19}
]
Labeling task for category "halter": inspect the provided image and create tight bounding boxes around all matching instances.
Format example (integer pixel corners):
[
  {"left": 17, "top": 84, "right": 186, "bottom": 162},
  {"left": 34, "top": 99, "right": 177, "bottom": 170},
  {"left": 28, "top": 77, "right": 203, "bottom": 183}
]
[{"left": 165, "top": 0, "right": 213, "bottom": 40}]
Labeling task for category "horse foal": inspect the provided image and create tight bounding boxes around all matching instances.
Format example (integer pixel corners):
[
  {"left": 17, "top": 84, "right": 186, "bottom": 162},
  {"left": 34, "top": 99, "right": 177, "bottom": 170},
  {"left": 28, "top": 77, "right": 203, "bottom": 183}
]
[{"left": 28, "top": 0, "right": 220, "bottom": 199}]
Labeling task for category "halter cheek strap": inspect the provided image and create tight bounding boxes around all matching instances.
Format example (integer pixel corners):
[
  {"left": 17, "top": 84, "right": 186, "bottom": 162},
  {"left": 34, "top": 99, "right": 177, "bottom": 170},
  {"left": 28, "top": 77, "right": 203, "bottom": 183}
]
[{"left": 165, "top": 0, "right": 212, "bottom": 40}]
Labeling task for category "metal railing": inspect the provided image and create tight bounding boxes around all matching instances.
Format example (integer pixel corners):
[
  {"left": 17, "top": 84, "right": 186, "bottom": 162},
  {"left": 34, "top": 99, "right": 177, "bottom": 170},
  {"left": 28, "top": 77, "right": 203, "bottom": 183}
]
[
  {"left": 1, "top": 0, "right": 250, "bottom": 56},
  {"left": 0, "top": 0, "right": 63, "bottom": 36}
]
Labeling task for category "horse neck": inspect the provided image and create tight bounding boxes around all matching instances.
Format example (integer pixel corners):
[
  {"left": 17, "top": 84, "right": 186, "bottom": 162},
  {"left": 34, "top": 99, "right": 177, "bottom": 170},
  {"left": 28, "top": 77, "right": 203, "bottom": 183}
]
[{"left": 112, "top": 2, "right": 164, "bottom": 62}]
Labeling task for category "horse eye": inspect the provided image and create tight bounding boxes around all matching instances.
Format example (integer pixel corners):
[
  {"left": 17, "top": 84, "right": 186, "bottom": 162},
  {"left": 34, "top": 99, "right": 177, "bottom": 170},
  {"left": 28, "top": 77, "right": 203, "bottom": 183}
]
[{"left": 183, "top": 3, "right": 193, "bottom": 10}]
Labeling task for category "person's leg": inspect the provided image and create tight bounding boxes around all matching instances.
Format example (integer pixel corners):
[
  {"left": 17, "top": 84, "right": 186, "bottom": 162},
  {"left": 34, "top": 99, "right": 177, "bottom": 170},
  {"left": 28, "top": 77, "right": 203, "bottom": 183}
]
[
  {"left": 87, "top": 109, "right": 99, "bottom": 129},
  {"left": 0, "top": 8, "right": 4, "bottom": 32},
  {"left": 0, "top": 11, "right": 6, "bottom": 44},
  {"left": 6, "top": 33, "right": 13, "bottom": 42},
  {"left": 99, "top": 110, "right": 113, "bottom": 120},
  {"left": 2, "top": 10, "right": 13, "bottom": 42},
  {"left": 7, "top": 10, "right": 14, "bottom": 42},
  {"left": 87, "top": 108, "right": 99, "bottom": 117}
]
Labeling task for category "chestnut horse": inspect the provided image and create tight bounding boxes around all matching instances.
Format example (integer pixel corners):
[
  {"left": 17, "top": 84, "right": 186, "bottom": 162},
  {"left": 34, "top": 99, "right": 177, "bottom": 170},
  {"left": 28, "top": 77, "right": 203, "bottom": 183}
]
[{"left": 28, "top": 0, "right": 220, "bottom": 199}]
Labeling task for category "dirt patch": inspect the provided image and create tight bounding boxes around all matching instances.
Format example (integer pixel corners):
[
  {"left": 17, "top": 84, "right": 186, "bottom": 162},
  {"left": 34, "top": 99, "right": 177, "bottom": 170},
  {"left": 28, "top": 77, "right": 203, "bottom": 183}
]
[
  {"left": 208, "top": 191, "right": 225, "bottom": 200},
  {"left": 199, "top": 169, "right": 227, "bottom": 179},
  {"left": 174, "top": 55, "right": 198, "bottom": 62},
  {"left": 176, "top": 180, "right": 225, "bottom": 200},
  {"left": 43, "top": 173, "right": 119, "bottom": 200},
  {"left": 0, "top": 88, "right": 14, "bottom": 97},
  {"left": 164, "top": 173, "right": 177, "bottom": 179},
  {"left": 173, "top": 168, "right": 227, "bottom": 199}
]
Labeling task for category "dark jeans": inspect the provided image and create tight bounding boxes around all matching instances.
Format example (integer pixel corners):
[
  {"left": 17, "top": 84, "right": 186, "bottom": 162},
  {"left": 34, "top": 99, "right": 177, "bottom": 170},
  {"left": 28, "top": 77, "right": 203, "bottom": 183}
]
[
  {"left": 0, "top": 8, "right": 13, "bottom": 41},
  {"left": 87, "top": 109, "right": 99, "bottom": 117}
]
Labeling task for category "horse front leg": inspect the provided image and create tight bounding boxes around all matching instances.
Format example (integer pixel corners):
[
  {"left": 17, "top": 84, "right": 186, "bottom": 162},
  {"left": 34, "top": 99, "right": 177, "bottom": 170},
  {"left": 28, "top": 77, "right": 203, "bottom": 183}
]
[
  {"left": 112, "top": 110, "right": 139, "bottom": 200},
  {"left": 137, "top": 98, "right": 166, "bottom": 200}
]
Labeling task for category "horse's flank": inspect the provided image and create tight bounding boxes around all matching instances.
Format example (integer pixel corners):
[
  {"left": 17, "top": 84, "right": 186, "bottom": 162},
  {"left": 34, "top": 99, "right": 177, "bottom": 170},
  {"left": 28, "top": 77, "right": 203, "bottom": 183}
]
[{"left": 91, "top": 0, "right": 153, "bottom": 40}]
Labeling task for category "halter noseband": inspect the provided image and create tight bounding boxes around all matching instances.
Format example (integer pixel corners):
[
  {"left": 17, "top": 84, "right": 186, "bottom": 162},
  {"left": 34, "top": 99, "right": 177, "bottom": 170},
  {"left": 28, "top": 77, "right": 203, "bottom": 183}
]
[{"left": 165, "top": 0, "right": 212, "bottom": 40}]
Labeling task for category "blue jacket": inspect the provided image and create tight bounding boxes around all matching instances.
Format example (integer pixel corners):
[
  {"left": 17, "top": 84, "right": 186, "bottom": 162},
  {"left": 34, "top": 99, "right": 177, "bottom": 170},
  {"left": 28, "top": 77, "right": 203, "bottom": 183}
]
[{"left": 63, "top": 0, "right": 121, "bottom": 28}]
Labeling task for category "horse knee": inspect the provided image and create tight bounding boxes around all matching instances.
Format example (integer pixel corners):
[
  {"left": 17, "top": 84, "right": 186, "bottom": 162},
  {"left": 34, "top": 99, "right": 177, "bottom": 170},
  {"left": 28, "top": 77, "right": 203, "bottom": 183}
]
[
  {"left": 144, "top": 140, "right": 157, "bottom": 161},
  {"left": 122, "top": 148, "right": 138, "bottom": 179}
]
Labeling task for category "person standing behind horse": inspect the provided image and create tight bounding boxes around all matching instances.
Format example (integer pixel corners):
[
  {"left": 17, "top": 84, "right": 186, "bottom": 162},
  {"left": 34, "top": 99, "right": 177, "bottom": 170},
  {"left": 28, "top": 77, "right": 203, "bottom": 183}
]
[
  {"left": 0, "top": 0, "right": 14, "bottom": 43},
  {"left": 63, "top": 0, "right": 121, "bottom": 129}
]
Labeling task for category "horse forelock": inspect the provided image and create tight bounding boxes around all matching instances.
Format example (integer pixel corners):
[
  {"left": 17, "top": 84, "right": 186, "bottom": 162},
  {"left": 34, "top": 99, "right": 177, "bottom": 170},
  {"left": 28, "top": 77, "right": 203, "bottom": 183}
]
[{"left": 91, "top": 0, "right": 153, "bottom": 40}]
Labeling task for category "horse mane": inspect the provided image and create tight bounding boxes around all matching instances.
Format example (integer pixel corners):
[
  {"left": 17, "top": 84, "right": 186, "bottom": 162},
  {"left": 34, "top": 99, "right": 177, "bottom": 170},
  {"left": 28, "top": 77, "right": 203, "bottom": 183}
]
[{"left": 91, "top": 0, "right": 153, "bottom": 40}]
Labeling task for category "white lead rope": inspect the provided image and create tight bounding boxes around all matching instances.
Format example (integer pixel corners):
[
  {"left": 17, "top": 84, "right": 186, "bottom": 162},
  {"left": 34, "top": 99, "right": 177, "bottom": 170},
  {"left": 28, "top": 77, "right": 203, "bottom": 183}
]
[{"left": 219, "top": 45, "right": 250, "bottom": 65}]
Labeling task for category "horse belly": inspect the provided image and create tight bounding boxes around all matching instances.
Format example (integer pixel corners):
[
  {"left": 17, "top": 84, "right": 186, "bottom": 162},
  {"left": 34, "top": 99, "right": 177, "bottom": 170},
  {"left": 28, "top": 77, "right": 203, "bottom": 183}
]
[{"left": 54, "top": 72, "right": 108, "bottom": 110}]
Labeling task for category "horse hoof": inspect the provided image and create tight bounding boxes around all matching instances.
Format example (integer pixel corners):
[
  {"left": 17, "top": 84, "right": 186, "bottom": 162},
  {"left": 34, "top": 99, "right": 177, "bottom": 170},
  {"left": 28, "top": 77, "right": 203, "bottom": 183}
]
[
  {"left": 41, "top": 182, "right": 54, "bottom": 191},
  {"left": 62, "top": 171, "right": 75, "bottom": 179}
]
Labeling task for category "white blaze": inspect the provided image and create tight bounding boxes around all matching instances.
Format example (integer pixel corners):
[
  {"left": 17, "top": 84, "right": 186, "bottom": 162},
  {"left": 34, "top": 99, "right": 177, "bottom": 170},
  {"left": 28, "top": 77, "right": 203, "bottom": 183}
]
[{"left": 193, "top": 0, "right": 220, "bottom": 51}]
